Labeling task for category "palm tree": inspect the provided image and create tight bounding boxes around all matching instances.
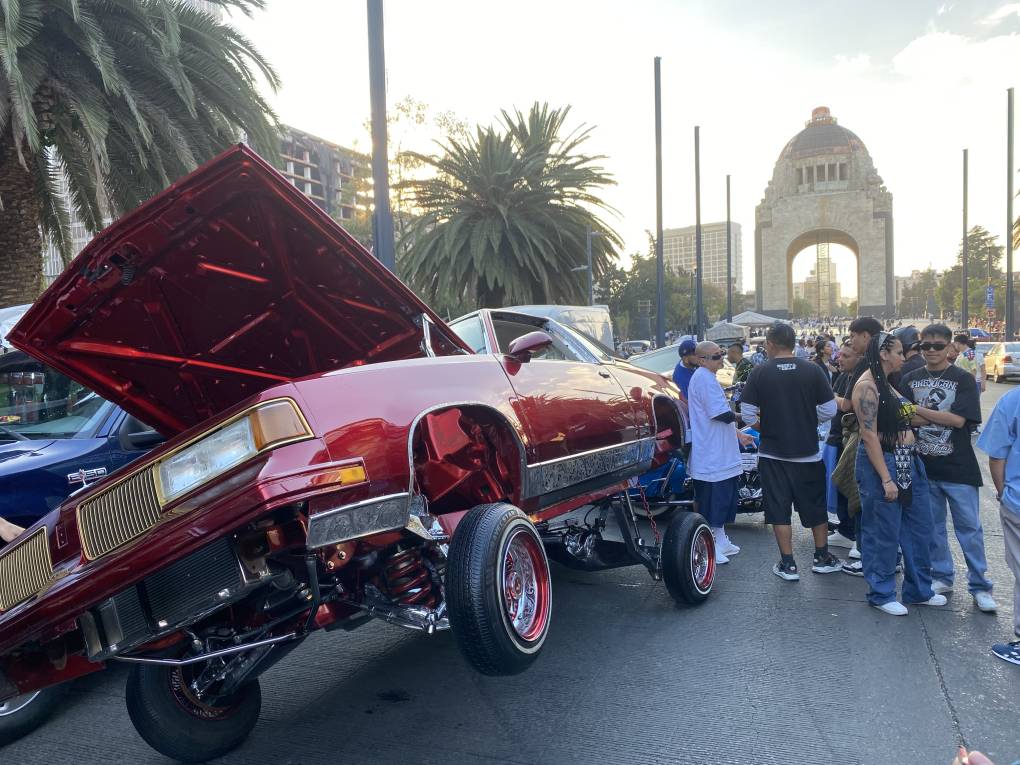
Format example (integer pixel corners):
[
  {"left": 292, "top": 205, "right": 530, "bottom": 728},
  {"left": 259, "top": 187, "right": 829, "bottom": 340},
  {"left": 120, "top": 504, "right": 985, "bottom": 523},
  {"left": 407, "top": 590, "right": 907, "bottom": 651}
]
[
  {"left": 0, "top": 0, "right": 280, "bottom": 308},
  {"left": 400, "top": 103, "right": 621, "bottom": 313}
]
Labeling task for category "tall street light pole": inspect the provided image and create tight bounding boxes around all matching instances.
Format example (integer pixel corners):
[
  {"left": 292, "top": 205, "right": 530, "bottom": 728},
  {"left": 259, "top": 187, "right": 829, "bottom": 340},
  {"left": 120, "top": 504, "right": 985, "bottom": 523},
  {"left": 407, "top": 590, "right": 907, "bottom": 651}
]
[
  {"left": 654, "top": 58, "right": 665, "bottom": 348},
  {"left": 726, "top": 174, "right": 732, "bottom": 322},
  {"left": 575, "top": 226, "right": 604, "bottom": 305},
  {"left": 963, "top": 149, "right": 969, "bottom": 330},
  {"left": 694, "top": 126, "right": 703, "bottom": 338},
  {"left": 367, "top": 0, "right": 395, "bottom": 271},
  {"left": 1008, "top": 87, "right": 1015, "bottom": 339}
]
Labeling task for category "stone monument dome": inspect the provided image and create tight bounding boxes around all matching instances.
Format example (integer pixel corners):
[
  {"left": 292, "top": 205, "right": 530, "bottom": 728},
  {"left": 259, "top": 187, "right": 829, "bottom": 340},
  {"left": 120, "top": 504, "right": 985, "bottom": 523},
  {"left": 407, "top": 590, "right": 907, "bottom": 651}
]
[
  {"left": 780, "top": 106, "right": 866, "bottom": 160},
  {"left": 754, "top": 107, "right": 894, "bottom": 318}
]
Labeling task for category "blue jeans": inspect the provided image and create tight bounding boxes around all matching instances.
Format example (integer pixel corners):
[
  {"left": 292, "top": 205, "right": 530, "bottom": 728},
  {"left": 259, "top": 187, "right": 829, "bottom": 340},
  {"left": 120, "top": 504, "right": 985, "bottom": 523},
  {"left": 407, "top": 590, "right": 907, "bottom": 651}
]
[
  {"left": 928, "top": 480, "right": 993, "bottom": 593},
  {"left": 856, "top": 446, "right": 936, "bottom": 606}
]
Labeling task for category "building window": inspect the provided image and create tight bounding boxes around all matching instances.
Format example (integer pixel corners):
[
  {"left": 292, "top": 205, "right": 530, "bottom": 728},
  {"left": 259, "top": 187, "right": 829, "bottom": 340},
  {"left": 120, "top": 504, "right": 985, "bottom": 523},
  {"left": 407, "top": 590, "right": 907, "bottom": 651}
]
[
  {"left": 806, "top": 166, "right": 814, "bottom": 184},
  {"left": 816, "top": 164, "right": 826, "bottom": 182},
  {"left": 827, "top": 163, "right": 836, "bottom": 181},
  {"left": 839, "top": 162, "right": 848, "bottom": 181},
  {"left": 796, "top": 168, "right": 803, "bottom": 185}
]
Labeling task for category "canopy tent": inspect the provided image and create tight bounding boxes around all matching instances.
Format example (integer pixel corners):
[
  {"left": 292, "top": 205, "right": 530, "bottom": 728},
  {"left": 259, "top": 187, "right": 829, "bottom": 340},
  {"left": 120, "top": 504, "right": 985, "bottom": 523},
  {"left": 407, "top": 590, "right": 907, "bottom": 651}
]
[
  {"left": 0, "top": 304, "right": 29, "bottom": 352},
  {"left": 705, "top": 321, "right": 747, "bottom": 344},
  {"left": 731, "top": 310, "right": 788, "bottom": 328}
]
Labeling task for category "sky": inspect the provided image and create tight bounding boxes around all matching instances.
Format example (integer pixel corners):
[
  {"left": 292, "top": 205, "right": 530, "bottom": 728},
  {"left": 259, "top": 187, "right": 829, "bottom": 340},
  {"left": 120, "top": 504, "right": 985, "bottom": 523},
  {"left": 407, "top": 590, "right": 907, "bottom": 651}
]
[{"left": 231, "top": 0, "right": 1020, "bottom": 295}]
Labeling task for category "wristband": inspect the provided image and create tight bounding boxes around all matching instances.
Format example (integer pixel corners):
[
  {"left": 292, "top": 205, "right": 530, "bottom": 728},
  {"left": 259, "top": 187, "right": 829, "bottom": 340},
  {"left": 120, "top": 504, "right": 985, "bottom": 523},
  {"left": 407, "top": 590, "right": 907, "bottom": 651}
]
[{"left": 882, "top": 479, "right": 895, "bottom": 486}]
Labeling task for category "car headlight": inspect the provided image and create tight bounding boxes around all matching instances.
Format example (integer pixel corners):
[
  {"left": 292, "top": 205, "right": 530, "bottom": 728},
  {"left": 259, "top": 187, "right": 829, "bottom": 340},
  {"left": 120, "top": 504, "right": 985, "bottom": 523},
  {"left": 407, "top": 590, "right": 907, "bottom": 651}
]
[{"left": 156, "top": 399, "right": 312, "bottom": 504}]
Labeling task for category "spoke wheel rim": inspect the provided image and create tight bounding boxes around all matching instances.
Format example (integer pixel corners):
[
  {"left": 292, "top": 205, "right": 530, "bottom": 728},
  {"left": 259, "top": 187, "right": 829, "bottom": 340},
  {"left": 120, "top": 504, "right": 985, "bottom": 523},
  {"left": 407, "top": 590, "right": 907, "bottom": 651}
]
[
  {"left": 500, "top": 527, "right": 550, "bottom": 642},
  {"left": 0, "top": 690, "right": 40, "bottom": 717},
  {"left": 168, "top": 666, "right": 236, "bottom": 721},
  {"left": 691, "top": 526, "right": 715, "bottom": 593}
]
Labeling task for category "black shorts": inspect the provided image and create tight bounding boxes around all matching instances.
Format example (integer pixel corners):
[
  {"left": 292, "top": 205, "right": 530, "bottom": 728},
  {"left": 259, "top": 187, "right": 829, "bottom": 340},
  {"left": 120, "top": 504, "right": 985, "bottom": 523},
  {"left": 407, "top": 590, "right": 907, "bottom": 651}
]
[{"left": 758, "top": 457, "right": 827, "bottom": 528}]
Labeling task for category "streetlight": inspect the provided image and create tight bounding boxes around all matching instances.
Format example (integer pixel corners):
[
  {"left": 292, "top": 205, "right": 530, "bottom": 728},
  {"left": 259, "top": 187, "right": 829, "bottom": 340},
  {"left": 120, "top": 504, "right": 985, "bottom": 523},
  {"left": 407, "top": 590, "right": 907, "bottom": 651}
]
[{"left": 571, "top": 226, "right": 604, "bottom": 305}]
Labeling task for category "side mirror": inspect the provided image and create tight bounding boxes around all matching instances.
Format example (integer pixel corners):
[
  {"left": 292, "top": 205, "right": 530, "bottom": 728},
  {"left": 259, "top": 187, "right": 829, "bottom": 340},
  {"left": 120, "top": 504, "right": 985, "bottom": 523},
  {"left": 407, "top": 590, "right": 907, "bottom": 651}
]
[
  {"left": 126, "top": 429, "right": 166, "bottom": 450},
  {"left": 507, "top": 331, "right": 554, "bottom": 363}
]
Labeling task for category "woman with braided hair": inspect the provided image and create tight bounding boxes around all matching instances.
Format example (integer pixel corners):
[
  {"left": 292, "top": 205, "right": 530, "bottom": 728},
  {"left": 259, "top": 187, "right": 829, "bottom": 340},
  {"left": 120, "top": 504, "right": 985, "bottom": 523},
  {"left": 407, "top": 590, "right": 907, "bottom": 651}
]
[{"left": 852, "top": 332, "right": 945, "bottom": 615}]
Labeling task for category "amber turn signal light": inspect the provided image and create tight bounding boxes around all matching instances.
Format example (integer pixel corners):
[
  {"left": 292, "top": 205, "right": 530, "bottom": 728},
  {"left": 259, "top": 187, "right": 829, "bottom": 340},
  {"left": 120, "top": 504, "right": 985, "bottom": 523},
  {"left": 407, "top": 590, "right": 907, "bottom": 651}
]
[{"left": 250, "top": 400, "right": 312, "bottom": 450}]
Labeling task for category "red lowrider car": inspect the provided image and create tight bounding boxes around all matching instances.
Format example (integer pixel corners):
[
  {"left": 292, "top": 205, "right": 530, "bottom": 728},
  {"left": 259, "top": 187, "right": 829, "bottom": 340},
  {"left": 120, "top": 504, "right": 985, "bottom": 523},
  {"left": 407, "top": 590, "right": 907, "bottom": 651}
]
[{"left": 0, "top": 146, "right": 714, "bottom": 762}]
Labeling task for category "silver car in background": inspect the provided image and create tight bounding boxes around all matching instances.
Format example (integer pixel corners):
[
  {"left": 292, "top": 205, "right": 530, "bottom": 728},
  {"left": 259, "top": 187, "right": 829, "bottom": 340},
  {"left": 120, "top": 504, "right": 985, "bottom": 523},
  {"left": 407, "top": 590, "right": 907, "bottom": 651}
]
[{"left": 983, "top": 342, "right": 1020, "bottom": 383}]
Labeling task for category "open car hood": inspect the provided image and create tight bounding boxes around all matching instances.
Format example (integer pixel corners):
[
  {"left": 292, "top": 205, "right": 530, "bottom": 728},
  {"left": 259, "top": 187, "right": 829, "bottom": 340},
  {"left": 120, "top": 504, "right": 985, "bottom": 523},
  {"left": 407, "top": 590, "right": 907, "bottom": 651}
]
[{"left": 10, "top": 146, "right": 468, "bottom": 436}]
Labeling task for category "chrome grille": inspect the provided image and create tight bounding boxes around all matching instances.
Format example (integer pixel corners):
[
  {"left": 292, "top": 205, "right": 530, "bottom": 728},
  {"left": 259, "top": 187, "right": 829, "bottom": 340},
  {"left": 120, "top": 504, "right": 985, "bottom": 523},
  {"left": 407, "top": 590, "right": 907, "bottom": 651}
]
[
  {"left": 78, "top": 468, "right": 162, "bottom": 560},
  {"left": 0, "top": 528, "right": 53, "bottom": 611}
]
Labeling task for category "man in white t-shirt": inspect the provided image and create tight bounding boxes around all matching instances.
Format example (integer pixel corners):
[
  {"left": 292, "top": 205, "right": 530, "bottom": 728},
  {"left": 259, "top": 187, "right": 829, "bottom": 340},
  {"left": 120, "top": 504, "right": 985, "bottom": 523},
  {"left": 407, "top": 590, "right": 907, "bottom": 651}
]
[{"left": 688, "top": 341, "right": 755, "bottom": 564}]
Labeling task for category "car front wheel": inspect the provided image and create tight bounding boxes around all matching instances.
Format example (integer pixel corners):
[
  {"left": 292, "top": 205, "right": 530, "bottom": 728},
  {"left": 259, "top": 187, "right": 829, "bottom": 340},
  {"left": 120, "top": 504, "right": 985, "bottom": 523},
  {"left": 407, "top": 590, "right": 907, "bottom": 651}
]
[
  {"left": 446, "top": 503, "right": 552, "bottom": 676},
  {"left": 125, "top": 663, "right": 261, "bottom": 763},
  {"left": 0, "top": 685, "right": 67, "bottom": 746},
  {"left": 661, "top": 511, "right": 716, "bottom": 605}
]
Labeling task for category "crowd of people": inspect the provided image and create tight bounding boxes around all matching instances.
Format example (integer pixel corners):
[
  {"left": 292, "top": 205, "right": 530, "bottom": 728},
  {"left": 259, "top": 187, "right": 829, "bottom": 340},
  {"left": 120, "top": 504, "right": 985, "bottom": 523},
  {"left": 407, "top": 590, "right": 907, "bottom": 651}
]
[{"left": 675, "top": 316, "right": 1020, "bottom": 668}]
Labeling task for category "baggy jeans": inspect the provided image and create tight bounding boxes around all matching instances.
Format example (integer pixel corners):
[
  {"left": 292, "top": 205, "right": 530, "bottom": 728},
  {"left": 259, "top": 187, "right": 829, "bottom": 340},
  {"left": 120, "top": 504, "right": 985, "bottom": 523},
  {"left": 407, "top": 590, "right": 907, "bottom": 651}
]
[
  {"left": 928, "top": 480, "right": 993, "bottom": 593},
  {"left": 856, "top": 446, "right": 936, "bottom": 606}
]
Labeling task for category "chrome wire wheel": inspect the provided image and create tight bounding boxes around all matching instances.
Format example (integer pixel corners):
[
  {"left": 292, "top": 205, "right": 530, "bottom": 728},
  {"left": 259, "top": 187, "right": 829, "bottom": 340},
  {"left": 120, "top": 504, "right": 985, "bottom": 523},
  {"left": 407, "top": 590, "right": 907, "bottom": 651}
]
[
  {"left": 500, "top": 527, "right": 551, "bottom": 642},
  {"left": 690, "top": 525, "right": 715, "bottom": 594}
]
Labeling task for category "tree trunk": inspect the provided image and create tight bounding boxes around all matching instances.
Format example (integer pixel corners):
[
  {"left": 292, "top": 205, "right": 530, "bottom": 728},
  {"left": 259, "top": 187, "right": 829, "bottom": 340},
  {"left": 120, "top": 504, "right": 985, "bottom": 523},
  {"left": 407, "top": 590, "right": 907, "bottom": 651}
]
[{"left": 0, "top": 134, "right": 44, "bottom": 309}]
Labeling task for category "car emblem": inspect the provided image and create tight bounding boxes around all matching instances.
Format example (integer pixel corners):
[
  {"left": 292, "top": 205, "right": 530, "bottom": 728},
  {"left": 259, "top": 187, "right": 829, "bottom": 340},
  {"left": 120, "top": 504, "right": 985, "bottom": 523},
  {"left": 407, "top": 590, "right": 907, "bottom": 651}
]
[{"left": 68, "top": 467, "right": 108, "bottom": 486}]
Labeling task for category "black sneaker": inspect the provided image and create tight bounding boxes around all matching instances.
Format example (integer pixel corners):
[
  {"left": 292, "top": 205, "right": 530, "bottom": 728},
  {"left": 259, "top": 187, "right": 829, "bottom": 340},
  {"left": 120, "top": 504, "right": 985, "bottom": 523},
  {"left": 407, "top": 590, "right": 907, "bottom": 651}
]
[
  {"left": 991, "top": 640, "right": 1020, "bottom": 666},
  {"left": 773, "top": 560, "right": 800, "bottom": 581},
  {"left": 842, "top": 559, "right": 864, "bottom": 577},
  {"left": 812, "top": 552, "right": 843, "bottom": 574}
]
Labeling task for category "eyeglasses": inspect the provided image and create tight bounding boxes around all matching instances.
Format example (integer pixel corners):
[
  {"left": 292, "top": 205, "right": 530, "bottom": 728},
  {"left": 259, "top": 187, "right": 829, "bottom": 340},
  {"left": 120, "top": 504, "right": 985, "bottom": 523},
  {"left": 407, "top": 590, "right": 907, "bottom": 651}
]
[
  {"left": 919, "top": 342, "right": 948, "bottom": 352},
  {"left": 699, "top": 352, "right": 725, "bottom": 361}
]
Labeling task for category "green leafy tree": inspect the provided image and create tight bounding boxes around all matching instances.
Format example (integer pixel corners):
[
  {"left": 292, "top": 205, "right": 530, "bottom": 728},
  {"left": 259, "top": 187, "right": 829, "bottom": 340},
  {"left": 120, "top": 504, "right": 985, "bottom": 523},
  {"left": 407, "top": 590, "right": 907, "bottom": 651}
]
[
  {"left": 0, "top": 0, "right": 280, "bottom": 308},
  {"left": 937, "top": 226, "right": 1004, "bottom": 318},
  {"left": 896, "top": 268, "right": 939, "bottom": 317},
  {"left": 792, "top": 297, "right": 814, "bottom": 318},
  {"left": 399, "top": 103, "right": 622, "bottom": 314}
]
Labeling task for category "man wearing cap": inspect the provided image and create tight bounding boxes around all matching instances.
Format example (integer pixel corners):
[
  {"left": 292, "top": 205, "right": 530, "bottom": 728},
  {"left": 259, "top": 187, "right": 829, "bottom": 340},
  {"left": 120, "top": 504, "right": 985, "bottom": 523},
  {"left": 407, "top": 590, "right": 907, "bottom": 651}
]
[{"left": 672, "top": 338, "right": 699, "bottom": 397}]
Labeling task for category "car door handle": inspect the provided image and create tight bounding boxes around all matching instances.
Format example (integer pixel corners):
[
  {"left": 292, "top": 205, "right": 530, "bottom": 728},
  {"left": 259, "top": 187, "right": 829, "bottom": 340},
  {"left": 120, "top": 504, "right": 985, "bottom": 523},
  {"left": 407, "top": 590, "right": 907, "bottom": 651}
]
[{"left": 598, "top": 369, "right": 612, "bottom": 378}]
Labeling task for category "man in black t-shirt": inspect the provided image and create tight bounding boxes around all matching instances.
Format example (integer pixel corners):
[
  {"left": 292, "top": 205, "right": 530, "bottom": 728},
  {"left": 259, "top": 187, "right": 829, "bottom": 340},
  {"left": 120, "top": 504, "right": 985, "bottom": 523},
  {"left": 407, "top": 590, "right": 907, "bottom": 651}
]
[
  {"left": 741, "top": 322, "right": 841, "bottom": 581},
  {"left": 902, "top": 324, "right": 997, "bottom": 612}
]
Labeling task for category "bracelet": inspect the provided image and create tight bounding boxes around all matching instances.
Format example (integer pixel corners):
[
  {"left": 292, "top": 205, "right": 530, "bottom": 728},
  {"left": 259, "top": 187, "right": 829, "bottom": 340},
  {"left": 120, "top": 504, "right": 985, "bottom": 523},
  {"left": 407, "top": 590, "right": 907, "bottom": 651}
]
[{"left": 882, "top": 479, "right": 895, "bottom": 486}]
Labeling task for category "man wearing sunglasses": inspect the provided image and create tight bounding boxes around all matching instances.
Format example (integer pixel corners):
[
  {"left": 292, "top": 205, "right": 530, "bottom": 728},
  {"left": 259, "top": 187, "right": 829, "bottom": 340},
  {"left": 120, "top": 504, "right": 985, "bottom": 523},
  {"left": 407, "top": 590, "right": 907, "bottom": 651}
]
[
  {"left": 687, "top": 341, "right": 755, "bottom": 563},
  {"left": 901, "top": 324, "right": 997, "bottom": 613}
]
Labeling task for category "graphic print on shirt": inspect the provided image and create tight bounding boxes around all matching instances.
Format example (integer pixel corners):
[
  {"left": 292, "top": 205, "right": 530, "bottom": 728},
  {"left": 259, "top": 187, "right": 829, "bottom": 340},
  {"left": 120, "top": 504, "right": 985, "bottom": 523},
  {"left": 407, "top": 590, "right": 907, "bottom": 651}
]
[{"left": 909, "top": 377, "right": 958, "bottom": 457}]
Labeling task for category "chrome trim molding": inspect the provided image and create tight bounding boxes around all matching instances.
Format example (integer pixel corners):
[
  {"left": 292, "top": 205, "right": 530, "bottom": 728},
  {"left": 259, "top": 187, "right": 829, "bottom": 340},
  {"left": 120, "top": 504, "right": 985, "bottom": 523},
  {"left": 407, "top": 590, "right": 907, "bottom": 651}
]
[
  {"left": 526, "top": 437, "right": 656, "bottom": 498},
  {"left": 307, "top": 492, "right": 411, "bottom": 548}
]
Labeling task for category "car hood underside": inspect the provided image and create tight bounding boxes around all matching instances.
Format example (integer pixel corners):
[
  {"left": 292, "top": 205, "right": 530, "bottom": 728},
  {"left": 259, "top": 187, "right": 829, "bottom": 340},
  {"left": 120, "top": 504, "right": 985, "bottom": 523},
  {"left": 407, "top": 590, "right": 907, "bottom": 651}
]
[{"left": 9, "top": 146, "right": 467, "bottom": 436}]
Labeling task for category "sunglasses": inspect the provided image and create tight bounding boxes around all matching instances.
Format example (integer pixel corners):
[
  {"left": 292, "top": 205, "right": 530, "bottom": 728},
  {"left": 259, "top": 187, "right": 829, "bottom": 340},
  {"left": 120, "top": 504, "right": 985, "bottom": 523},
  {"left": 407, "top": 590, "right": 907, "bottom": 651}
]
[
  {"left": 699, "top": 352, "right": 725, "bottom": 361},
  {"left": 919, "top": 342, "right": 948, "bottom": 352}
]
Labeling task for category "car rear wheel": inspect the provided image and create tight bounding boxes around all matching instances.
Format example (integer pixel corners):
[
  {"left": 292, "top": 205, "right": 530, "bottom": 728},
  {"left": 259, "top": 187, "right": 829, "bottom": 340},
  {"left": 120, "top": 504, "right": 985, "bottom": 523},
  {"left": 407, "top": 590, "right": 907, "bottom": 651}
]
[
  {"left": 125, "top": 664, "right": 261, "bottom": 763},
  {"left": 446, "top": 503, "right": 552, "bottom": 676},
  {"left": 661, "top": 511, "right": 715, "bottom": 605},
  {"left": 0, "top": 685, "right": 66, "bottom": 746}
]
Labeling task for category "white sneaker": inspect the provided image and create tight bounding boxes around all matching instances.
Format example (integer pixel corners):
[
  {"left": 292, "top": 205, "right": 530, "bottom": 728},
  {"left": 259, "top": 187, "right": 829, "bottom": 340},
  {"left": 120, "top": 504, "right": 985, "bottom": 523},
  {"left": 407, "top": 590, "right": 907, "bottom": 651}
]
[
  {"left": 827, "top": 531, "right": 855, "bottom": 549},
  {"left": 715, "top": 550, "right": 730, "bottom": 565},
  {"left": 874, "top": 601, "right": 908, "bottom": 616},
  {"left": 973, "top": 592, "right": 998, "bottom": 612},
  {"left": 916, "top": 594, "right": 948, "bottom": 606},
  {"left": 849, "top": 543, "right": 861, "bottom": 560},
  {"left": 932, "top": 580, "right": 953, "bottom": 595},
  {"left": 720, "top": 540, "right": 741, "bottom": 556}
]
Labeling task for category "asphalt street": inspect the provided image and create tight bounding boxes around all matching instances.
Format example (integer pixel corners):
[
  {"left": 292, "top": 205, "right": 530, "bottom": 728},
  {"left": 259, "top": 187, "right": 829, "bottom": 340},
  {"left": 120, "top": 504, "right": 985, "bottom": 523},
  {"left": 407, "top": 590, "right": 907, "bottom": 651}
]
[{"left": 4, "top": 384, "right": 1019, "bottom": 765}]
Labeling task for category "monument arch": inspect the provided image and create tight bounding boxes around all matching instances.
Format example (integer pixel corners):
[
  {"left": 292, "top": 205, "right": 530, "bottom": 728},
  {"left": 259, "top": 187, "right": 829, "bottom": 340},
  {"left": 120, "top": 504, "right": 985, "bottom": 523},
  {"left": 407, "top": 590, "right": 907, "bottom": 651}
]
[{"left": 755, "top": 107, "right": 893, "bottom": 317}]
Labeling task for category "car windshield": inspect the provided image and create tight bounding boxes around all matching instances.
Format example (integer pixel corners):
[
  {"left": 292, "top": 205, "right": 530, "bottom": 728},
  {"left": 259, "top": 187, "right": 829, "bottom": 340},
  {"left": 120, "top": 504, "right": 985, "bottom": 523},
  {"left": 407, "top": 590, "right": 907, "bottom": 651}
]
[
  {"left": 0, "top": 362, "right": 110, "bottom": 440},
  {"left": 629, "top": 346, "right": 679, "bottom": 375}
]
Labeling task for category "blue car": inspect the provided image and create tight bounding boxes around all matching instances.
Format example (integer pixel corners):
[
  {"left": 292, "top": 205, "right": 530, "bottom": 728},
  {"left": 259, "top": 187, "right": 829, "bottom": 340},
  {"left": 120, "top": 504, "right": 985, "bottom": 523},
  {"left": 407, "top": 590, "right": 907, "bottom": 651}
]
[{"left": 0, "top": 351, "right": 163, "bottom": 529}]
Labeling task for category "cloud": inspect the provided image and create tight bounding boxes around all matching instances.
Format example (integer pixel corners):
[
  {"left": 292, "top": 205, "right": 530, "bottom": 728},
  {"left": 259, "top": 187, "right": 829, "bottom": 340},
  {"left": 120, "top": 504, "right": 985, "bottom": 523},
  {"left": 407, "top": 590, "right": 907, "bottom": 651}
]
[{"left": 982, "top": 3, "right": 1020, "bottom": 24}]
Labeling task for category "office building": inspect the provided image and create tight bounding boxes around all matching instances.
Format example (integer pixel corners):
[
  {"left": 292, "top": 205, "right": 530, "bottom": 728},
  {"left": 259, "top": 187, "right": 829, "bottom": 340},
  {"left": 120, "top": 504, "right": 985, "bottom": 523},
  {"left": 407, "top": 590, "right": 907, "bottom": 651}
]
[{"left": 662, "top": 221, "right": 742, "bottom": 291}]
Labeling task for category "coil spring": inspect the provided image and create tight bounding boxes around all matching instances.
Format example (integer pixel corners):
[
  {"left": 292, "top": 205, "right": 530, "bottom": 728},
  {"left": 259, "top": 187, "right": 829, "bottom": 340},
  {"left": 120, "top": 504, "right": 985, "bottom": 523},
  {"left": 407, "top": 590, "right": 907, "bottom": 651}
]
[{"left": 382, "top": 547, "right": 439, "bottom": 608}]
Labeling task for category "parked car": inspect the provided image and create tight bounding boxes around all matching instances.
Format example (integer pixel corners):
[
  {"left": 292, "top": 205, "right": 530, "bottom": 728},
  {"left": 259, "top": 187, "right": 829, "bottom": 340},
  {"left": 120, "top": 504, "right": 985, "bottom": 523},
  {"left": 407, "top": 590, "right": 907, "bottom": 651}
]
[
  {"left": 983, "top": 342, "right": 1020, "bottom": 382},
  {"left": 507, "top": 304, "right": 615, "bottom": 350},
  {"left": 619, "top": 339, "right": 652, "bottom": 357},
  {"left": 0, "top": 146, "right": 714, "bottom": 763},
  {"left": 628, "top": 343, "right": 736, "bottom": 387},
  {"left": 0, "top": 351, "right": 161, "bottom": 529}
]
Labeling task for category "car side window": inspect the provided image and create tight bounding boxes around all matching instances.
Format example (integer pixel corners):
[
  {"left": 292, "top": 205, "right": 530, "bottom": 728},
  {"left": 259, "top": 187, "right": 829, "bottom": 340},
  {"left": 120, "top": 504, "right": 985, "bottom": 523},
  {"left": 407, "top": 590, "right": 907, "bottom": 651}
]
[
  {"left": 491, "top": 319, "right": 577, "bottom": 361},
  {"left": 448, "top": 316, "right": 488, "bottom": 354},
  {"left": 557, "top": 324, "right": 612, "bottom": 362}
]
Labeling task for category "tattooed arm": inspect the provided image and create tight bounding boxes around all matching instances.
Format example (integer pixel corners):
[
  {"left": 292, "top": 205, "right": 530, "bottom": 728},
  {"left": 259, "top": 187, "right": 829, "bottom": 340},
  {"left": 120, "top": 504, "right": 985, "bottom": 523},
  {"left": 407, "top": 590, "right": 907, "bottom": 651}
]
[{"left": 852, "top": 373, "right": 896, "bottom": 499}]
